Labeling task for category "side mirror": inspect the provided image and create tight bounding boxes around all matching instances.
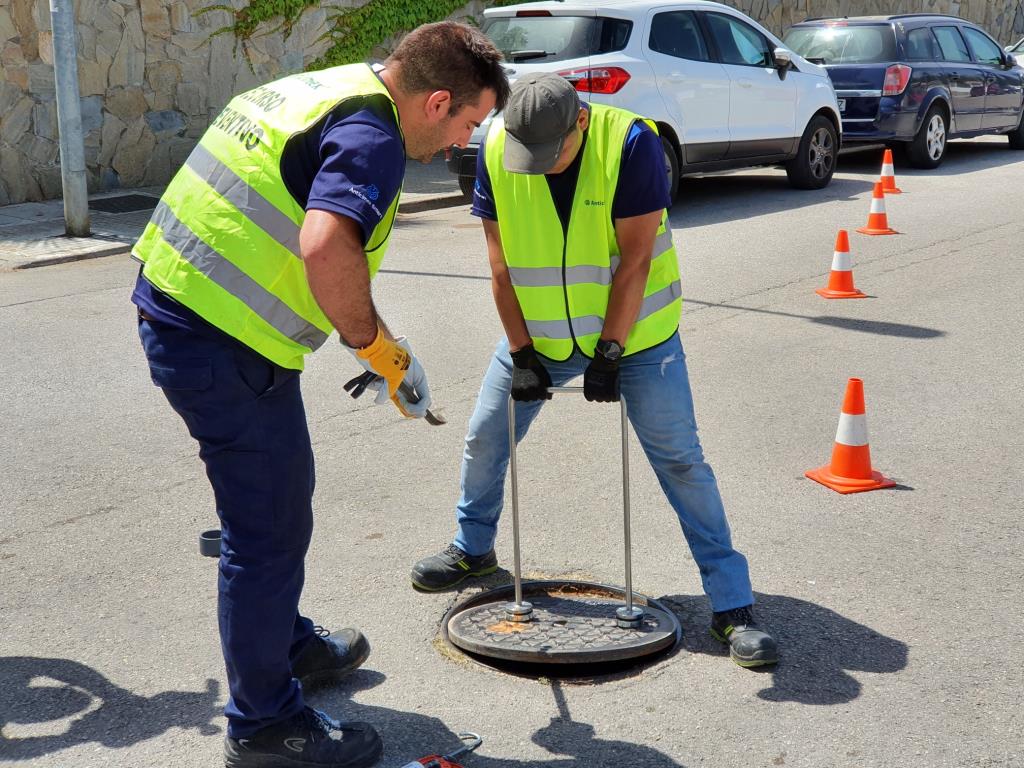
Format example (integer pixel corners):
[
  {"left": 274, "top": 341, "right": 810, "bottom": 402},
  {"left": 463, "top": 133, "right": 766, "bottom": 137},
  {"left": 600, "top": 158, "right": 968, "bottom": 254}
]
[
  {"left": 1004, "top": 51, "right": 1018, "bottom": 68},
  {"left": 773, "top": 47, "right": 793, "bottom": 79}
]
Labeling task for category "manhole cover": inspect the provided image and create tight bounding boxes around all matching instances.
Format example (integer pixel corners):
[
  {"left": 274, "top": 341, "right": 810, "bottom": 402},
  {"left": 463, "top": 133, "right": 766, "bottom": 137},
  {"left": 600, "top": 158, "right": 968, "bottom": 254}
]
[
  {"left": 445, "top": 581, "right": 679, "bottom": 665},
  {"left": 89, "top": 194, "right": 159, "bottom": 214}
]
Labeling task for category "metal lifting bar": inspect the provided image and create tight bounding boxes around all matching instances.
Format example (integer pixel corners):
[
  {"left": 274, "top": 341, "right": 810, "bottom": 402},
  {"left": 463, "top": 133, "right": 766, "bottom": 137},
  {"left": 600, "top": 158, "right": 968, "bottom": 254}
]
[{"left": 503, "top": 386, "right": 643, "bottom": 628}]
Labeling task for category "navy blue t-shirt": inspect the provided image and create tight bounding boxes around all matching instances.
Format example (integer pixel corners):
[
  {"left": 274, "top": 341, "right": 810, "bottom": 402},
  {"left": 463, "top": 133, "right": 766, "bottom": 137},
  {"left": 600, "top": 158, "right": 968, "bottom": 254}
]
[
  {"left": 133, "top": 72, "right": 405, "bottom": 335},
  {"left": 471, "top": 104, "right": 670, "bottom": 228}
]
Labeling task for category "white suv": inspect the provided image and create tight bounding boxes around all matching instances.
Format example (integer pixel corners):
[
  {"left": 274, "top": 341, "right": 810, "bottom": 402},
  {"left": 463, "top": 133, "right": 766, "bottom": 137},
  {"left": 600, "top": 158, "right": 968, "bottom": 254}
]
[{"left": 448, "top": 0, "right": 843, "bottom": 198}]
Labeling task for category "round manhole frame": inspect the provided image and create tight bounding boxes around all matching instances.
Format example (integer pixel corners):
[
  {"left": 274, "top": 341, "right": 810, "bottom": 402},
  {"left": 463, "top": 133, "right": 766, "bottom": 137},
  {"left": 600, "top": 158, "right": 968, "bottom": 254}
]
[{"left": 441, "top": 580, "right": 682, "bottom": 671}]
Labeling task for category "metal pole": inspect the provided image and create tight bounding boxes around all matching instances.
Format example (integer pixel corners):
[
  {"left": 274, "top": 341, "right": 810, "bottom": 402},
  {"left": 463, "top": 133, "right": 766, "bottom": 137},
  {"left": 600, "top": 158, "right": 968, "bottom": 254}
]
[
  {"left": 49, "top": 0, "right": 90, "bottom": 236},
  {"left": 615, "top": 398, "right": 643, "bottom": 628},
  {"left": 503, "top": 394, "right": 532, "bottom": 622}
]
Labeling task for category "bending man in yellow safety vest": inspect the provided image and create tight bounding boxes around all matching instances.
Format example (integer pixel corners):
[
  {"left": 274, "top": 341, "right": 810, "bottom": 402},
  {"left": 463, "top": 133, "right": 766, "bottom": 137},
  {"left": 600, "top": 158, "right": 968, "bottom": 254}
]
[
  {"left": 131, "top": 23, "right": 508, "bottom": 768},
  {"left": 411, "top": 73, "right": 778, "bottom": 669}
]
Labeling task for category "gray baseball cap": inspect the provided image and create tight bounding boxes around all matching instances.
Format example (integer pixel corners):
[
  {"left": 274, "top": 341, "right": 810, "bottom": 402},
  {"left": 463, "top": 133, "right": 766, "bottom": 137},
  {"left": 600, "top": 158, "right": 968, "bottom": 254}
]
[{"left": 502, "top": 73, "right": 581, "bottom": 174}]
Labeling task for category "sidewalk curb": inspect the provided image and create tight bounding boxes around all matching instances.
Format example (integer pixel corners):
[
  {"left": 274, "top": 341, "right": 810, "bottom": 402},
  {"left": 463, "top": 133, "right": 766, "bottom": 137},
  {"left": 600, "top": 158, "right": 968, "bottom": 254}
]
[
  {"left": 10, "top": 242, "right": 133, "bottom": 270},
  {"left": 3, "top": 191, "right": 467, "bottom": 271}
]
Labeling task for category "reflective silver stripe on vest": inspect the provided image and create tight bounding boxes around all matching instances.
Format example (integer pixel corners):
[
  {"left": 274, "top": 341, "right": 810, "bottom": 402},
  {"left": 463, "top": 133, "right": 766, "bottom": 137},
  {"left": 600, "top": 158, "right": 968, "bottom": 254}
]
[
  {"left": 186, "top": 144, "right": 302, "bottom": 258},
  {"left": 151, "top": 202, "right": 328, "bottom": 351},
  {"left": 508, "top": 229, "right": 673, "bottom": 289},
  {"left": 526, "top": 279, "right": 682, "bottom": 340}
]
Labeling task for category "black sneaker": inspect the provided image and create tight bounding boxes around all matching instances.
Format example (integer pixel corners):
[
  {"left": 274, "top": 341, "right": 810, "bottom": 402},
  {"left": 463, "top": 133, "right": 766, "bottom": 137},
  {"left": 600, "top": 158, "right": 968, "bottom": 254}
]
[
  {"left": 293, "top": 627, "right": 371, "bottom": 691},
  {"left": 224, "top": 707, "right": 382, "bottom": 768},
  {"left": 410, "top": 544, "right": 498, "bottom": 591},
  {"left": 710, "top": 605, "right": 779, "bottom": 668}
]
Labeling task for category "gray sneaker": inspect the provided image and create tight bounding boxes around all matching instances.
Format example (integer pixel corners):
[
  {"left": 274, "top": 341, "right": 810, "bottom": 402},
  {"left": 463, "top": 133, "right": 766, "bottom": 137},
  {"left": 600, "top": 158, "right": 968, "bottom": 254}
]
[{"left": 410, "top": 544, "right": 498, "bottom": 591}]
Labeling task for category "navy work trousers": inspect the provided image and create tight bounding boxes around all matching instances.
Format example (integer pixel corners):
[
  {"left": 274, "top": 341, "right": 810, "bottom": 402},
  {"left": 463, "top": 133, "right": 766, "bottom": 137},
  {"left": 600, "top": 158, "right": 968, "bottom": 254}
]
[{"left": 138, "top": 315, "right": 317, "bottom": 738}]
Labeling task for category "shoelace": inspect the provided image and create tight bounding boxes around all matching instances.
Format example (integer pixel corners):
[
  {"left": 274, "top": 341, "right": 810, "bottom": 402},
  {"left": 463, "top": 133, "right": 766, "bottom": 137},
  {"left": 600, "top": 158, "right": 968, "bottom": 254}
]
[
  {"left": 727, "top": 606, "right": 755, "bottom": 627},
  {"left": 312, "top": 625, "right": 331, "bottom": 638},
  {"left": 443, "top": 544, "right": 467, "bottom": 560},
  {"left": 306, "top": 707, "right": 340, "bottom": 737}
]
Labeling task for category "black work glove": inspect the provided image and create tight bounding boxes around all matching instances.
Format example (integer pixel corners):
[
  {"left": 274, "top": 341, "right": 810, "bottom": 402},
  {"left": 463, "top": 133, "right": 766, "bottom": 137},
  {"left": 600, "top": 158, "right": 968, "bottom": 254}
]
[
  {"left": 510, "top": 345, "right": 553, "bottom": 402},
  {"left": 584, "top": 351, "right": 620, "bottom": 402}
]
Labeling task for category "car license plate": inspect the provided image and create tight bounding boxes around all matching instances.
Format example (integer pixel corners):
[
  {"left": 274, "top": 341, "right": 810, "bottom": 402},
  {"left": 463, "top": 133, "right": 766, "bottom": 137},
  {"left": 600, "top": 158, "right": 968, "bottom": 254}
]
[{"left": 837, "top": 98, "right": 846, "bottom": 113}]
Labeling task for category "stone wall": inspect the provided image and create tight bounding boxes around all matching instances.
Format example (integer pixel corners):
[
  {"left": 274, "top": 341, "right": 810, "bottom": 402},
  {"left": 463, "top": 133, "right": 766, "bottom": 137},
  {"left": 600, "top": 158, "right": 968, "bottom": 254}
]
[{"left": 0, "top": 0, "right": 1021, "bottom": 204}]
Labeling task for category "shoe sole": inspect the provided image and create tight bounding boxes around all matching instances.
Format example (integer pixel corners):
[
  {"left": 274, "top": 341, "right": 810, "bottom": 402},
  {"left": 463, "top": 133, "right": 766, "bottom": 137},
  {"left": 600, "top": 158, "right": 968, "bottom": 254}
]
[
  {"left": 709, "top": 627, "right": 778, "bottom": 668},
  {"left": 297, "top": 639, "right": 372, "bottom": 692},
  {"left": 225, "top": 736, "right": 383, "bottom": 768},
  {"left": 410, "top": 564, "right": 498, "bottom": 592}
]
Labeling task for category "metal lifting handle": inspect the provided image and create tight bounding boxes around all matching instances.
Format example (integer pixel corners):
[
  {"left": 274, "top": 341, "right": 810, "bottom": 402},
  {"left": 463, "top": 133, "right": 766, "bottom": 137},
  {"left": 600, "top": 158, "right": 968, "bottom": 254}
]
[{"left": 504, "top": 387, "right": 643, "bottom": 628}]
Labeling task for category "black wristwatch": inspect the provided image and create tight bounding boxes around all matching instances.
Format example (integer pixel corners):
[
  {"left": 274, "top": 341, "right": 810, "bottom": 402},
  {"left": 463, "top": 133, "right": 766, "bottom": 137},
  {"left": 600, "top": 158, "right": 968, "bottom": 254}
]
[{"left": 595, "top": 339, "right": 624, "bottom": 362}]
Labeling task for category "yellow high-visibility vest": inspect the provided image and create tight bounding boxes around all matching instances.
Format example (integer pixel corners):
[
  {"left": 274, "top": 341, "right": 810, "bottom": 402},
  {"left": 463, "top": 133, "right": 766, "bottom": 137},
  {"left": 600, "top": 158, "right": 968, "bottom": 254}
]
[
  {"left": 485, "top": 103, "right": 681, "bottom": 361},
  {"left": 132, "top": 64, "right": 402, "bottom": 370}
]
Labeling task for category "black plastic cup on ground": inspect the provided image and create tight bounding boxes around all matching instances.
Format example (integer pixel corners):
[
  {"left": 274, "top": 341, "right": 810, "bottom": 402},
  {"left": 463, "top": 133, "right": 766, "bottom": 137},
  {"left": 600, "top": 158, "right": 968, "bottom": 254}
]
[{"left": 199, "top": 529, "right": 222, "bottom": 558}]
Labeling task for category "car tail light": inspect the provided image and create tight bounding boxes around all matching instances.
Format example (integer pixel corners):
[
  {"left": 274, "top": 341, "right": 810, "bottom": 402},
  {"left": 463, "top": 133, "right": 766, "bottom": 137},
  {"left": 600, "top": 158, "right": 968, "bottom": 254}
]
[
  {"left": 882, "top": 64, "right": 912, "bottom": 96},
  {"left": 516, "top": 10, "right": 551, "bottom": 16},
  {"left": 557, "top": 66, "right": 631, "bottom": 94}
]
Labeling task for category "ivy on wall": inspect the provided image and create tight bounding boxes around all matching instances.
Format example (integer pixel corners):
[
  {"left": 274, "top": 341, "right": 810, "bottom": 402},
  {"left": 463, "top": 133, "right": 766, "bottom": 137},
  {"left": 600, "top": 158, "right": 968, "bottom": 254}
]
[{"left": 198, "top": 0, "right": 533, "bottom": 68}]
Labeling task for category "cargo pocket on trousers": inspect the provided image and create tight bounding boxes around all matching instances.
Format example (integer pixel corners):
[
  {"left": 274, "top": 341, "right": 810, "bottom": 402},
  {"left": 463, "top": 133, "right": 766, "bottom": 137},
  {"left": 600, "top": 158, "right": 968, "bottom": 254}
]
[{"left": 147, "top": 360, "right": 213, "bottom": 391}]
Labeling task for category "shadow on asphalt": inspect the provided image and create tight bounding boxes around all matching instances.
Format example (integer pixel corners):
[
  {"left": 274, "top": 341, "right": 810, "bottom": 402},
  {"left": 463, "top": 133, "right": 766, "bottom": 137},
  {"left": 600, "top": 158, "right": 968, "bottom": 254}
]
[
  {"left": 658, "top": 592, "right": 908, "bottom": 705},
  {"left": 669, "top": 175, "right": 875, "bottom": 227},
  {"left": 315, "top": 670, "right": 685, "bottom": 767},
  {"left": 840, "top": 139, "right": 1020, "bottom": 177},
  {"left": 0, "top": 656, "right": 220, "bottom": 760},
  {"left": 683, "top": 297, "right": 946, "bottom": 339}
]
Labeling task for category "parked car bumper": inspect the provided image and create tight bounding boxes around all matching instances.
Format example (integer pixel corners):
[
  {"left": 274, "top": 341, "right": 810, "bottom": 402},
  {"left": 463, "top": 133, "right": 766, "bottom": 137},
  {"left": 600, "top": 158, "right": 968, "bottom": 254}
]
[
  {"left": 448, "top": 145, "right": 479, "bottom": 179},
  {"left": 840, "top": 96, "right": 921, "bottom": 142}
]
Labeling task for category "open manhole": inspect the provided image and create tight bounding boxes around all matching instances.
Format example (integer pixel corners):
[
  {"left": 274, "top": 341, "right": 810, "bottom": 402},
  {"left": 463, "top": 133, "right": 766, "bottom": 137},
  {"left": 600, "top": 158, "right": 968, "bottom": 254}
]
[
  {"left": 443, "top": 580, "right": 680, "bottom": 677},
  {"left": 89, "top": 194, "right": 159, "bottom": 214}
]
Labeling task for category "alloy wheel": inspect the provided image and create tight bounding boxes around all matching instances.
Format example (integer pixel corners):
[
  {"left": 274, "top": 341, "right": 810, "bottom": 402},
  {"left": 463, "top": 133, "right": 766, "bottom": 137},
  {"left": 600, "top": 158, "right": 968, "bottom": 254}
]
[
  {"left": 926, "top": 115, "right": 946, "bottom": 161},
  {"left": 808, "top": 127, "right": 835, "bottom": 180}
]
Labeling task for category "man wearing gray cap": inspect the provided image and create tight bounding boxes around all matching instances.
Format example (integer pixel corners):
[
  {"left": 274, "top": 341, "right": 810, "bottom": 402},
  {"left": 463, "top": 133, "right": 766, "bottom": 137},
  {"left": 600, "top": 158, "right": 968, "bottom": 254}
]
[{"left": 411, "top": 74, "right": 777, "bottom": 667}]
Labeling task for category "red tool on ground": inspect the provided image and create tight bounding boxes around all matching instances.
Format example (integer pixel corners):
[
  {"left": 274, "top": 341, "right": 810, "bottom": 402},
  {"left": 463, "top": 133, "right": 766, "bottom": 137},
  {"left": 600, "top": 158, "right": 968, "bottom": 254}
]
[{"left": 399, "top": 733, "right": 482, "bottom": 768}]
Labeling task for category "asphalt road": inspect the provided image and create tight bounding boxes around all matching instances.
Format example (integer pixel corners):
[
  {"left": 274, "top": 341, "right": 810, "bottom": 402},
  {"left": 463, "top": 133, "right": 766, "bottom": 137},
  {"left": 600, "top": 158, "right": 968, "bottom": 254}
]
[{"left": 2, "top": 137, "right": 1022, "bottom": 768}]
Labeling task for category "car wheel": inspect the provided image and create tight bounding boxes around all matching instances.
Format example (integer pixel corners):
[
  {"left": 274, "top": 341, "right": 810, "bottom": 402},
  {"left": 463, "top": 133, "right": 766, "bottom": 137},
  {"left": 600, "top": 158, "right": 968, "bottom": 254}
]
[
  {"left": 458, "top": 175, "right": 475, "bottom": 199},
  {"left": 1008, "top": 111, "right": 1024, "bottom": 150},
  {"left": 661, "top": 135, "right": 680, "bottom": 203},
  {"left": 785, "top": 115, "right": 837, "bottom": 190},
  {"left": 907, "top": 105, "right": 947, "bottom": 169}
]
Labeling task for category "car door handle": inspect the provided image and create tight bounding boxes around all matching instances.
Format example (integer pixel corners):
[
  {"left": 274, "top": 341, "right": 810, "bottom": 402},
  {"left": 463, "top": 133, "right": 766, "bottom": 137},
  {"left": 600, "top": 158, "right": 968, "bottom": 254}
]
[{"left": 737, "top": 78, "right": 753, "bottom": 88}]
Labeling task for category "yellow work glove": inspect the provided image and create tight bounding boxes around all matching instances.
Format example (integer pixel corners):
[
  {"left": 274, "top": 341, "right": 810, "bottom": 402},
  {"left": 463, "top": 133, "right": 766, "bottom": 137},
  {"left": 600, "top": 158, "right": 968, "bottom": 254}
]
[{"left": 354, "top": 330, "right": 418, "bottom": 417}]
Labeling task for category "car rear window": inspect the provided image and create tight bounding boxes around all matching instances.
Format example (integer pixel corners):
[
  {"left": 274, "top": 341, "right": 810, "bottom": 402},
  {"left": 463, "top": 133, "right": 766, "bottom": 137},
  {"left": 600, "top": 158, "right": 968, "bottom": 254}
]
[
  {"left": 784, "top": 24, "right": 897, "bottom": 64},
  {"left": 483, "top": 15, "right": 632, "bottom": 63}
]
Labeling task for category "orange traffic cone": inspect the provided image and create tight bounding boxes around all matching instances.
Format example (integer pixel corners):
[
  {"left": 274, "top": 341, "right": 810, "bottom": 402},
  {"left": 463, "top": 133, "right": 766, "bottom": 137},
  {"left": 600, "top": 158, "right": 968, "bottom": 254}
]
[
  {"left": 816, "top": 230, "right": 866, "bottom": 299},
  {"left": 806, "top": 378, "right": 895, "bottom": 494},
  {"left": 879, "top": 149, "right": 902, "bottom": 194},
  {"left": 856, "top": 182, "right": 899, "bottom": 235}
]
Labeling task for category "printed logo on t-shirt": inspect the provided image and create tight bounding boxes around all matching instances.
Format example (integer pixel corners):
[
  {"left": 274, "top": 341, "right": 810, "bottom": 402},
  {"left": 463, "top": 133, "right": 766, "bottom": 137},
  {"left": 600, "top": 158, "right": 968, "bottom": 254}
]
[{"left": 351, "top": 186, "right": 383, "bottom": 220}]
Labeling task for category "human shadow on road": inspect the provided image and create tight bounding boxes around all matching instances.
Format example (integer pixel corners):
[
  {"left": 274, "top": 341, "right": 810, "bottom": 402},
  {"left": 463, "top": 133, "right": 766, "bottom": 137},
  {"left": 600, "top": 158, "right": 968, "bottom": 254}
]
[
  {"left": 314, "top": 670, "right": 684, "bottom": 767},
  {"left": 658, "top": 592, "right": 907, "bottom": 705},
  {"left": 0, "top": 656, "right": 220, "bottom": 761}
]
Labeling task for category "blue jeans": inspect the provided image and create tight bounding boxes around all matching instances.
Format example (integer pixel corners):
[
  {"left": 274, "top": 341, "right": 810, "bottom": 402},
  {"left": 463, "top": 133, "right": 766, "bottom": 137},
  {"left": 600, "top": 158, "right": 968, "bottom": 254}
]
[
  {"left": 453, "top": 333, "right": 754, "bottom": 612},
  {"left": 137, "top": 315, "right": 317, "bottom": 738}
]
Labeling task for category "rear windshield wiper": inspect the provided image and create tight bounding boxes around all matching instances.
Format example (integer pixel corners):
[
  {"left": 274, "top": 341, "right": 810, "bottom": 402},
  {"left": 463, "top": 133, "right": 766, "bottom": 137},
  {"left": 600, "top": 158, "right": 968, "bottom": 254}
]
[{"left": 509, "top": 49, "right": 553, "bottom": 62}]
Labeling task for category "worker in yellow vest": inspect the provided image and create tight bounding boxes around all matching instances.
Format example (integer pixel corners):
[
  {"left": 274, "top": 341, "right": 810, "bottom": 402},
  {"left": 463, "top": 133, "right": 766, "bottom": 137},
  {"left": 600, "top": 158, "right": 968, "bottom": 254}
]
[
  {"left": 411, "top": 74, "right": 777, "bottom": 669},
  {"left": 132, "top": 23, "right": 508, "bottom": 768}
]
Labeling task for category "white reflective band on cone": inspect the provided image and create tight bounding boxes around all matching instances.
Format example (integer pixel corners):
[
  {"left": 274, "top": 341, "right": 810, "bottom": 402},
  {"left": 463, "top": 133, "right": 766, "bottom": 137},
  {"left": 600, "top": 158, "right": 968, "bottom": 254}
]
[
  {"left": 831, "top": 251, "right": 853, "bottom": 271},
  {"left": 870, "top": 197, "right": 886, "bottom": 214},
  {"left": 834, "top": 412, "right": 869, "bottom": 446},
  {"left": 882, "top": 163, "right": 895, "bottom": 175}
]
